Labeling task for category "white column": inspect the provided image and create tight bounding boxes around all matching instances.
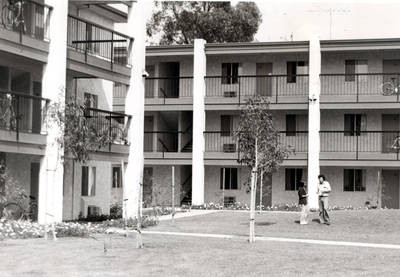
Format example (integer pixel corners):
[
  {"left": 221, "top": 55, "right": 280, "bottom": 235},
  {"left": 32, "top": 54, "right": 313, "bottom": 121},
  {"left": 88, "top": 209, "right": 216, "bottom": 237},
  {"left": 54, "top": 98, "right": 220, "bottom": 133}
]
[
  {"left": 123, "top": 0, "right": 152, "bottom": 218},
  {"left": 38, "top": 0, "right": 68, "bottom": 224},
  {"left": 192, "top": 39, "right": 206, "bottom": 205},
  {"left": 308, "top": 37, "right": 321, "bottom": 209}
]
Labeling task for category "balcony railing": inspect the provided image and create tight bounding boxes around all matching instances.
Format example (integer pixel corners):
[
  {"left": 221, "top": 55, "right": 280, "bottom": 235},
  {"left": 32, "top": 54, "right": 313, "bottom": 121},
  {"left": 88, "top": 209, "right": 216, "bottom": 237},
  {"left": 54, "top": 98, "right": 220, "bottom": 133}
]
[
  {"left": 204, "top": 131, "right": 307, "bottom": 154},
  {"left": 0, "top": 90, "right": 49, "bottom": 140},
  {"left": 0, "top": 0, "right": 52, "bottom": 41},
  {"left": 205, "top": 75, "right": 309, "bottom": 104},
  {"left": 320, "top": 73, "right": 400, "bottom": 102},
  {"left": 145, "top": 77, "right": 193, "bottom": 102},
  {"left": 67, "top": 15, "right": 132, "bottom": 67},
  {"left": 144, "top": 131, "right": 192, "bottom": 153},
  {"left": 84, "top": 108, "right": 131, "bottom": 150},
  {"left": 320, "top": 131, "right": 400, "bottom": 160}
]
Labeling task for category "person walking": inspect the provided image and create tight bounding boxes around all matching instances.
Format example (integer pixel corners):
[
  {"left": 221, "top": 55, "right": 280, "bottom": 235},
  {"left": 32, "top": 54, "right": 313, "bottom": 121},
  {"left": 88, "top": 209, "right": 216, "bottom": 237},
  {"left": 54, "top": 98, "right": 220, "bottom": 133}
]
[
  {"left": 298, "top": 181, "right": 308, "bottom": 225},
  {"left": 317, "top": 174, "right": 331, "bottom": 225}
]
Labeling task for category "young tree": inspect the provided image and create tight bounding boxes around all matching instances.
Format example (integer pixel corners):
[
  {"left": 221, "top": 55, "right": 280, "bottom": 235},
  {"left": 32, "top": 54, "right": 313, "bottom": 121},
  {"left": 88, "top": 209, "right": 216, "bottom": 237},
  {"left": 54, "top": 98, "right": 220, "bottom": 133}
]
[
  {"left": 147, "top": 1, "right": 262, "bottom": 45},
  {"left": 235, "top": 96, "right": 292, "bottom": 242}
]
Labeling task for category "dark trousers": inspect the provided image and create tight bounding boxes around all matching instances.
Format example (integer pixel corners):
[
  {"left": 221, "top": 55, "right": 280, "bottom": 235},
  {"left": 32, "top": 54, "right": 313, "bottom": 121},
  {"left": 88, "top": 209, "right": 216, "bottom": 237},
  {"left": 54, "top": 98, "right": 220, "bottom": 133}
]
[{"left": 318, "top": 196, "right": 330, "bottom": 223}]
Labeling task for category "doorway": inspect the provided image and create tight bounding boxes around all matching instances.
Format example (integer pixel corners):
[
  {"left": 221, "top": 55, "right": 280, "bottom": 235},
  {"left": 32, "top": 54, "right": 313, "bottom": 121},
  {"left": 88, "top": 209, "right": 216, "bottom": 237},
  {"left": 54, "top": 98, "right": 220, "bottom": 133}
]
[
  {"left": 256, "top": 63, "right": 273, "bottom": 96},
  {"left": 381, "top": 170, "right": 399, "bottom": 209},
  {"left": 381, "top": 114, "right": 399, "bottom": 153},
  {"left": 159, "top": 62, "right": 180, "bottom": 98},
  {"left": 30, "top": 162, "right": 40, "bottom": 221},
  {"left": 255, "top": 173, "right": 272, "bottom": 207},
  {"left": 143, "top": 167, "right": 153, "bottom": 207},
  {"left": 383, "top": 60, "right": 400, "bottom": 85}
]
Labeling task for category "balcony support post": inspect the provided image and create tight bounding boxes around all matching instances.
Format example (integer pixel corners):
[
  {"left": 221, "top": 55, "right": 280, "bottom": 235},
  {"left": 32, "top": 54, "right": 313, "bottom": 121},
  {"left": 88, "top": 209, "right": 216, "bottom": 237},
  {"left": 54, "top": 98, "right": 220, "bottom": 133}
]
[
  {"left": 38, "top": 0, "right": 68, "bottom": 224},
  {"left": 192, "top": 39, "right": 207, "bottom": 206},
  {"left": 123, "top": 0, "right": 152, "bottom": 219},
  {"left": 307, "top": 37, "right": 321, "bottom": 210}
]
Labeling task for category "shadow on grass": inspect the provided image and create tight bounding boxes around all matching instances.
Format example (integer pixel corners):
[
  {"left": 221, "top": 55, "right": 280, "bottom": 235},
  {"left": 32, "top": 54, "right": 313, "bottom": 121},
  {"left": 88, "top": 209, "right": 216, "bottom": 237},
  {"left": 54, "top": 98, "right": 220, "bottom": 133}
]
[{"left": 240, "top": 221, "right": 276, "bottom": 226}]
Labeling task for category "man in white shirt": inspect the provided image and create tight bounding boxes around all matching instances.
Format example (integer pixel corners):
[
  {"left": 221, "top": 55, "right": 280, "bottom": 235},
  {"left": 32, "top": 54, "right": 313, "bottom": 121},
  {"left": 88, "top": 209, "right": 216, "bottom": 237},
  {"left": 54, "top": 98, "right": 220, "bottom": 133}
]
[{"left": 317, "top": 174, "right": 331, "bottom": 225}]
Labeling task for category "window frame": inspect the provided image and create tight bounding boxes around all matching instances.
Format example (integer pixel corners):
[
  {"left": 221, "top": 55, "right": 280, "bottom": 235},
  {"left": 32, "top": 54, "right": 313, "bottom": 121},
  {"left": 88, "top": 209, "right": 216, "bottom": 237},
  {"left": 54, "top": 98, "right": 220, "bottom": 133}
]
[
  {"left": 81, "top": 166, "right": 96, "bottom": 196},
  {"left": 221, "top": 115, "right": 233, "bottom": 137},
  {"left": 220, "top": 168, "right": 238, "bottom": 190},
  {"left": 344, "top": 114, "right": 366, "bottom": 136},
  {"left": 286, "top": 114, "right": 297, "bottom": 136},
  {"left": 112, "top": 166, "right": 122, "bottom": 188},
  {"left": 285, "top": 168, "right": 303, "bottom": 191},
  {"left": 343, "top": 169, "right": 366, "bottom": 192},
  {"left": 221, "top": 63, "right": 239, "bottom": 85}
]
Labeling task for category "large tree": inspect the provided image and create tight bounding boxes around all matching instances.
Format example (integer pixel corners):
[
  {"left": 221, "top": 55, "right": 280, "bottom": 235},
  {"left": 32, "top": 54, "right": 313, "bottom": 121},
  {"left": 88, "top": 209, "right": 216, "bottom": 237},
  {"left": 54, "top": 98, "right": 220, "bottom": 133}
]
[
  {"left": 147, "top": 1, "right": 262, "bottom": 45},
  {"left": 235, "top": 96, "right": 292, "bottom": 242}
]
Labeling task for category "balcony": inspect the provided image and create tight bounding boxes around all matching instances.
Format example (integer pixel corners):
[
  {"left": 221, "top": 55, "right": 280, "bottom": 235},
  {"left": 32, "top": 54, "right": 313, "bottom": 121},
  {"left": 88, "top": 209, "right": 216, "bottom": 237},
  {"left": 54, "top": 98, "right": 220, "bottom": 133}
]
[
  {"left": 0, "top": 0, "right": 52, "bottom": 41},
  {"left": 145, "top": 77, "right": 193, "bottom": 106},
  {"left": 320, "top": 73, "right": 400, "bottom": 103},
  {"left": 0, "top": 90, "right": 49, "bottom": 149},
  {"left": 320, "top": 131, "right": 400, "bottom": 160},
  {"left": 67, "top": 15, "right": 132, "bottom": 71},
  {"left": 205, "top": 75, "right": 309, "bottom": 105},
  {"left": 204, "top": 131, "right": 307, "bottom": 160},
  {"left": 84, "top": 107, "right": 131, "bottom": 153},
  {"left": 144, "top": 131, "right": 192, "bottom": 160}
]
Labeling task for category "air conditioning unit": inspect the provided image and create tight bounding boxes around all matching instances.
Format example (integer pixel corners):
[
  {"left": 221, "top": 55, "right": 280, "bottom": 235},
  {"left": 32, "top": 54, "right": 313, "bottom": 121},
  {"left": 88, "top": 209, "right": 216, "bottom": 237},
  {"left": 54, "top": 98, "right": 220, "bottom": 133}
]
[
  {"left": 87, "top": 205, "right": 101, "bottom": 217},
  {"left": 223, "top": 143, "right": 236, "bottom": 153},
  {"left": 224, "top": 91, "right": 237, "bottom": 97}
]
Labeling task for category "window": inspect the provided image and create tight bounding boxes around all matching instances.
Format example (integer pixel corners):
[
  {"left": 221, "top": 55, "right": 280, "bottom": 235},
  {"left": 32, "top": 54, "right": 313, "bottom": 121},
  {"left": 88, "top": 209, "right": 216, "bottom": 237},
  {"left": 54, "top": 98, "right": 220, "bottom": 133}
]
[
  {"left": 222, "top": 63, "right": 239, "bottom": 84},
  {"left": 286, "top": 114, "right": 296, "bottom": 136},
  {"left": 287, "top": 61, "right": 308, "bottom": 83},
  {"left": 221, "top": 115, "right": 233, "bottom": 137},
  {"left": 220, "top": 168, "right": 238, "bottom": 190},
  {"left": 112, "top": 166, "right": 122, "bottom": 188},
  {"left": 344, "top": 114, "right": 367, "bottom": 136},
  {"left": 345, "top": 60, "right": 368, "bottom": 82},
  {"left": 285, "top": 168, "right": 303, "bottom": 191},
  {"left": 82, "top": 166, "right": 96, "bottom": 196},
  {"left": 344, "top": 169, "right": 365, "bottom": 191},
  {"left": 84, "top": 93, "right": 98, "bottom": 109}
]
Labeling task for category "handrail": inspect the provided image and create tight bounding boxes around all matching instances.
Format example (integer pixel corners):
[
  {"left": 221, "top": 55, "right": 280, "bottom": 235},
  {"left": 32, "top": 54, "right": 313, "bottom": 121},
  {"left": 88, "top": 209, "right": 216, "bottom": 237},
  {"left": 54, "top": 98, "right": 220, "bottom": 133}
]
[
  {"left": 0, "top": 90, "right": 50, "bottom": 102},
  {"left": 320, "top": 72, "right": 400, "bottom": 76},
  {"left": 145, "top": 76, "right": 194, "bottom": 80},
  {"left": 158, "top": 138, "right": 169, "bottom": 152},
  {"left": 205, "top": 74, "right": 309, "bottom": 78},
  {"left": 26, "top": 0, "right": 53, "bottom": 10},
  {"left": 85, "top": 107, "right": 131, "bottom": 119},
  {"left": 68, "top": 14, "right": 132, "bottom": 40}
]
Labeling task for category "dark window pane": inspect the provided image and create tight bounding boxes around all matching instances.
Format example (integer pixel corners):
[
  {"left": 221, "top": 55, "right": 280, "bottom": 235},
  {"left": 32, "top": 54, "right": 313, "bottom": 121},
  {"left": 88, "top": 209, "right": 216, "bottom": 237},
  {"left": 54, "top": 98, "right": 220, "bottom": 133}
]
[
  {"left": 221, "top": 115, "right": 232, "bottom": 136},
  {"left": 355, "top": 169, "right": 365, "bottom": 191},
  {"left": 220, "top": 168, "right": 223, "bottom": 189},
  {"left": 345, "top": 60, "right": 356, "bottom": 82},
  {"left": 81, "top": 166, "right": 89, "bottom": 196},
  {"left": 344, "top": 169, "right": 354, "bottom": 191},
  {"left": 287, "top": 62, "right": 297, "bottom": 83},
  {"left": 286, "top": 114, "right": 296, "bottom": 136},
  {"left": 225, "top": 168, "right": 231, "bottom": 189},
  {"left": 295, "top": 168, "right": 303, "bottom": 190},
  {"left": 285, "top": 168, "right": 296, "bottom": 190},
  {"left": 232, "top": 63, "right": 239, "bottom": 84},
  {"left": 231, "top": 168, "right": 238, "bottom": 190},
  {"left": 222, "top": 63, "right": 229, "bottom": 84}
]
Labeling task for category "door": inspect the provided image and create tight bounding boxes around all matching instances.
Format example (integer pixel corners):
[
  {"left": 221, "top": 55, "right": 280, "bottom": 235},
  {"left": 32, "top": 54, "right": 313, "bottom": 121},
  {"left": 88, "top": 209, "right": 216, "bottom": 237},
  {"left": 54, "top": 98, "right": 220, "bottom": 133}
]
[
  {"left": 382, "top": 170, "right": 399, "bottom": 209},
  {"left": 143, "top": 167, "right": 153, "bottom": 207},
  {"left": 144, "top": 116, "right": 154, "bottom": 151},
  {"left": 383, "top": 60, "right": 400, "bottom": 86},
  {"left": 256, "top": 63, "right": 273, "bottom": 96},
  {"left": 30, "top": 162, "right": 40, "bottom": 221},
  {"left": 382, "top": 114, "right": 399, "bottom": 153},
  {"left": 255, "top": 173, "right": 272, "bottom": 207},
  {"left": 32, "top": 82, "right": 42, "bottom": 134},
  {"left": 159, "top": 62, "right": 180, "bottom": 98}
]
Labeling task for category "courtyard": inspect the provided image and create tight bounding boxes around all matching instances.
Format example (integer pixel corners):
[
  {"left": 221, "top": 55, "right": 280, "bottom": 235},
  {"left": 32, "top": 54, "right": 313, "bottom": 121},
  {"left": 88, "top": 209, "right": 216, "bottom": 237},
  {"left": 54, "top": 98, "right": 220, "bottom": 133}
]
[{"left": 1, "top": 210, "right": 400, "bottom": 276}]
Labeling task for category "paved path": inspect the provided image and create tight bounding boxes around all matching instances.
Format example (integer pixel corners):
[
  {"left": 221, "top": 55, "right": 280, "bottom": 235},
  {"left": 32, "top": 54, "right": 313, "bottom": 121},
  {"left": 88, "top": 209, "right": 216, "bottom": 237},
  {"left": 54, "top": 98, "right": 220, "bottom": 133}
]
[
  {"left": 142, "top": 230, "right": 400, "bottom": 250},
  {"left": 158, "top": 209, "right": 219, "bottom": 221}
]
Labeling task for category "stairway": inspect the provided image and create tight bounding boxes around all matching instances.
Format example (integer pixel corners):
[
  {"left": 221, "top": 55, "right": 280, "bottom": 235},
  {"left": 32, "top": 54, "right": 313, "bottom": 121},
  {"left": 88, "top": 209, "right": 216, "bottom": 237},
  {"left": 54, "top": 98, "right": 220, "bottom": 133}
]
[
  {"left": 181, "top": 139, "right": 192, "bottom": 152},
  {"left": 181, "top": 189, "right": 192, "bottom": 206}
]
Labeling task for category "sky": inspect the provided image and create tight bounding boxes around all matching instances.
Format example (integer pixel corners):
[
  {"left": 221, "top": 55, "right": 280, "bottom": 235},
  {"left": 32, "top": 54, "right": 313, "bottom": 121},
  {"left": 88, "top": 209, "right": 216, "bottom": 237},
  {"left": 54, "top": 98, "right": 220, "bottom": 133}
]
[{"left": 117, "top": 0, "right": 400, "bottom": 43}]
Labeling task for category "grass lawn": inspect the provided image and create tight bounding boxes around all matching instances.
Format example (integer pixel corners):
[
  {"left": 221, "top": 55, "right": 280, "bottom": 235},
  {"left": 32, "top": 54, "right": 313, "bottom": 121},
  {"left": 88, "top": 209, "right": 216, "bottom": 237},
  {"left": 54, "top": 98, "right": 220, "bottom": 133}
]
[{"left": 1, "top": 210, "right": 400, "bottom": 277}]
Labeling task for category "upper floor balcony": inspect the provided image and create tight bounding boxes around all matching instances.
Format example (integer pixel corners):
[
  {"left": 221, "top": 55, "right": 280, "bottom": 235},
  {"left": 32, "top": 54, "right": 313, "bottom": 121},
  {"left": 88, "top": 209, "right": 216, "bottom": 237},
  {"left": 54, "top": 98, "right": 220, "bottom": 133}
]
[
  {"left": 205, "top": 75, "right": 309, "bottom": 106},
  {"left": 145, "top": 77, "right": 193, "bottom": 106},
  {"left": 67, "top": 15, "right": 132, "bottom": 74},
  {"left": 320, "top": 73, "right": 400, "bottom": 104},
  {"left": 84, "top": 107, "right": 131, "bottom": 153},
  {"left": 0, "top": 0, "right": 52, "bottom": 60},
  {"left": 0, "top": 90, "right": 49, "bottom": 149},
  {"left": 204, "top": 131, "right": 308, "bottom": 161},
  {"left": 320, "top": 131, "right": 400, "bottom": 161},
  {"left": 144, "top": 131, "right": 192, "bottom": 160}
]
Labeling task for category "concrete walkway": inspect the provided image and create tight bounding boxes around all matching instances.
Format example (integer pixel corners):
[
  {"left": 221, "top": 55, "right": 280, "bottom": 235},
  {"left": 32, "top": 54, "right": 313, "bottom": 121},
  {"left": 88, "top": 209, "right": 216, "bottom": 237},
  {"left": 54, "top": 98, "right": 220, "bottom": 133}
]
[
  {"left": 142, "top": 230, "right": 400, "bottom": 250},
  {"left": 157, "top": 209, "right": 219, "bottom": 221}
]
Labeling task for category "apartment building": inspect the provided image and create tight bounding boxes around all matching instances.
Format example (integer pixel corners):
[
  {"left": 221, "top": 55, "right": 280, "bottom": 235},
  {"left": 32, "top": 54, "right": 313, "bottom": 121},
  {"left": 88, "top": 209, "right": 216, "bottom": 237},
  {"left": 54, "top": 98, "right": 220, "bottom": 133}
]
[
  {"left": 144, "top": 38, "right": 400, "bottom": 210},
  {"left": 0, "top": 0, "right": 149, "bottom": 223}
]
